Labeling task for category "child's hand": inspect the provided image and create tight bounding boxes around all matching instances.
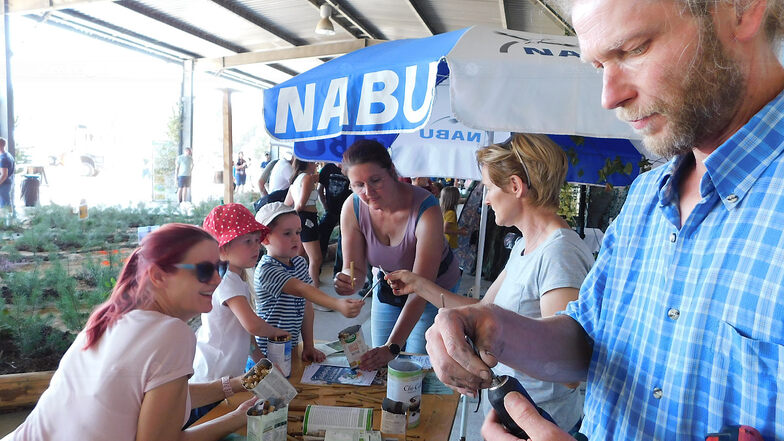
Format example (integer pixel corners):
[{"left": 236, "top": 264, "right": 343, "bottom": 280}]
[
  {"left": 265, "top": 325, "right": 290, "bottom": 340},
  {"left": 337, "top": 298, "right": 364, "bottom": 318},
  {"left": 301, "top": 346, "right": 326, "bottom": 363}
]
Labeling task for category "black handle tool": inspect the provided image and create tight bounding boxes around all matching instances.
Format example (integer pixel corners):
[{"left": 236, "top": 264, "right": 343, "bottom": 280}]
[{"left": 465, "top": 335, "right": 556, "bottom": 439}]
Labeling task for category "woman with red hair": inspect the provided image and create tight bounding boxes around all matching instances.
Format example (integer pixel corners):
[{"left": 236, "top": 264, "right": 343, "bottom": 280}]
[{"left": 10, "top": 223, "right": 256, "bottom": 441}]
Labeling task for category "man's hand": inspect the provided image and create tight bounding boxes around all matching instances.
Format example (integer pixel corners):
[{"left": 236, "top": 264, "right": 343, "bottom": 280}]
[
  {"left": 481, "top": 392, "right": 575, "bottom": 441},
  {"left": 425, "top": 304, "right": 503, "bottom": 396}
]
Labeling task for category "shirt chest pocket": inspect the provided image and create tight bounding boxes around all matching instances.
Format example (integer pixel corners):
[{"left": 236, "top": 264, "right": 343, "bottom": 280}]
[{"left": 710, "top": 321, "right": 784, "bottom": 433}]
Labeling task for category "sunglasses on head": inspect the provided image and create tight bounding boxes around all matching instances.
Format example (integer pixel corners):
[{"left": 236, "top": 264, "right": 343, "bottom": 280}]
[
  {"left": 174, "top": 261, "right": 222, "bottom": 283},
  {"left": 499, "top": 136, "right": 533, "bottom": 190}
]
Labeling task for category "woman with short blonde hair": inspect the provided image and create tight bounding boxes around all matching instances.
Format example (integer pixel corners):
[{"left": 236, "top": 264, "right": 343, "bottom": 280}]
[{"left": 386, "top": 133, "right": 592, "bottom": 432}]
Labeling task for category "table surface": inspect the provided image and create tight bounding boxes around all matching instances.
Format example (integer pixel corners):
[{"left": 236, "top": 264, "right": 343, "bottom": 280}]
[{"left": 193, "top": 349, "right": 460, "bottom": 441}]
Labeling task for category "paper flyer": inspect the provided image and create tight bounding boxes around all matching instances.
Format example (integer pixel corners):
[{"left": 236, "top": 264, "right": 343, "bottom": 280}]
[{"left": 301, "top": 364, "right": 377, "bottom": 386}]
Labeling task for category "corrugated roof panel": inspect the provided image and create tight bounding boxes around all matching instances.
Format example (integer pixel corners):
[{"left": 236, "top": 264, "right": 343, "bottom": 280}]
[
  {"left": 340, "top": 0, "right": 429, "bottom": 40},
  {"left": 129, "top": 0, "right": 293, "bottom": 52},
  {"left": 237, "top": 0, "right": 358, "bottom": 46},
  {"left": 68, "top": 1, "right": 234, "bottom": 57},
  {"left": 506, "top": 0, "right": 566, "bottom": 34},
  {"left": 414, "top": 0, "right": 501, "bottom": 34}
]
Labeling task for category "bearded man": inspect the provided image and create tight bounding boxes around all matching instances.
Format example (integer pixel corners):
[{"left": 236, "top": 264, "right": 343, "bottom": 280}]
[{"left": 423, "top": 0, "right": 784, "bottom": 440}]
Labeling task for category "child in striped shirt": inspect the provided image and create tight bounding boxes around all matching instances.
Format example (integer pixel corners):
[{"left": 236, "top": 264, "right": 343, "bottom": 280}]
[{"left": 254, "top": 202, "right": 364, "bottom": 361}]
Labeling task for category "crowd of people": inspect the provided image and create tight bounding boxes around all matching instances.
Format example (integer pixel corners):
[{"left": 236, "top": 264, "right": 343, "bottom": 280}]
[{"left": 7, "top": 0, "right": 784, "bottom": 439}]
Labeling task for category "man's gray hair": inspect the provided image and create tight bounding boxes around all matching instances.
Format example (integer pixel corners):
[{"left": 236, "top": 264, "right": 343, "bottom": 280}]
[{"left": 549, "top": 0, "right": 784, "bottom": 43}]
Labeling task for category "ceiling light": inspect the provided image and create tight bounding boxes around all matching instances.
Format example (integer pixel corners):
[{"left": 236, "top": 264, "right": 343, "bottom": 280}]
[{"left": 315, "top": 4, "right": 335, "bottom": 36}]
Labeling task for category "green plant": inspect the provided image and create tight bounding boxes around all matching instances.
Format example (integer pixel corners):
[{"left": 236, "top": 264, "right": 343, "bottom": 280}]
[
  {"left": 0, "top": 274, "right": 74, "bottom": 360},
  {"left": 40, "top": 255, "right": 77, "bottom": 299},
  {"left": 597, "top": 156, "right": 635, "bottom": 190},
  {"left": 558, "top": 183, "right": 580, "bottom": 227}
]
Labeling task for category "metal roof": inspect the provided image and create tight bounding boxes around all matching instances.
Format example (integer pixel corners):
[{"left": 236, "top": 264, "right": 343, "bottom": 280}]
[{"left": 9, "top": 0, "right": 571, "bottom": 88}]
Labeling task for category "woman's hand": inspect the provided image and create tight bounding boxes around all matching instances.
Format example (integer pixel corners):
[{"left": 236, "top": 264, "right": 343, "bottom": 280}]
[
  {"left": 385, "top": 270, "right": 424, "bottom": 296},
  {"left": 227, "top": 395, "right": 259, "bottom": 429},
  {"left": 481, "top": 392, "right": 575, "bottom": 441},
  {"left": 336, "top": 298, "right": 365, "bottom": 318},
  {"left": 359, "top": 346, "right": 396, "bottom": 371},
  {"left": 302, "top": 346, "right": 326, "bottom": 363},
  {"left": 334, "top": 271, "right": 360, "bottom": 296}
]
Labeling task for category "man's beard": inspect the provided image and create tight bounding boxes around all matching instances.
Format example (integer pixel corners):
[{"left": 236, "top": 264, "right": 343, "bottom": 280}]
[{"left": 616, "top": 22, "right": 745, "bottom": 158}]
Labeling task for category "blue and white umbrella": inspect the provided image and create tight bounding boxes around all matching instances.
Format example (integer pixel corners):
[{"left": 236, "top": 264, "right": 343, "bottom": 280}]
[{"left": 263, "top": 25, "right": 643, "bottom": 184}]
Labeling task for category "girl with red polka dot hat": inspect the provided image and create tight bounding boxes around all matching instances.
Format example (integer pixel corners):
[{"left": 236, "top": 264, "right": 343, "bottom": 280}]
[{"left": 188, "top": 203, "right": 289, "bottom": 424}]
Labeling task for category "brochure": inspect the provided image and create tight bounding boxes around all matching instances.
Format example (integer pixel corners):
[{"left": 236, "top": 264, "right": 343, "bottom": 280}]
[
  {"left": 302, "top": 405, "right": 373, "bottom": 435},
  {"left": 301, "top": 364, "right": 377, "bottom": 386}
]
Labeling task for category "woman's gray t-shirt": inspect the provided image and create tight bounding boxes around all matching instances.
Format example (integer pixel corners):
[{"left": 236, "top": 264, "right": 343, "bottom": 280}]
[{"left": 491, "top": 227, "right": 594, "bottom": 431}]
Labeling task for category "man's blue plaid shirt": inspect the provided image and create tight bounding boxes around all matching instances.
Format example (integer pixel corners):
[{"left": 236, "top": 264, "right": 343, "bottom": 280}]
[{"left": 563, "top": 90, "right": 784, "bottom": 440}]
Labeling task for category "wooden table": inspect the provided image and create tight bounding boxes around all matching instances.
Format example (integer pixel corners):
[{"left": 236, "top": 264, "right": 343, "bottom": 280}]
[{"left": 193, "top": 349, "right": 460, "bottom": 440}]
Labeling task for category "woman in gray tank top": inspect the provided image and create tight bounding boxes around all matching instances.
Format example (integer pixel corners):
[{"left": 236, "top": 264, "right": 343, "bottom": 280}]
[
  {"left": 385, "top": 134, "right": 594, "bottom": 433},
  {"left": 333, "top": 140, "right": 460, "bottom": 371}
]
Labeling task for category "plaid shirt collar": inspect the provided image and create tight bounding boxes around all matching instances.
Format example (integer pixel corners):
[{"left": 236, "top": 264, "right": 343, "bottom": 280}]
[{"left": 656, "top": 88, "right": 784, "bottom": 212}]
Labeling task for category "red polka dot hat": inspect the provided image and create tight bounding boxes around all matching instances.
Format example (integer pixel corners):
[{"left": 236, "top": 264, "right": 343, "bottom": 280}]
[{"left": 202, "top": 203, "right": 270, "bottom": 247}]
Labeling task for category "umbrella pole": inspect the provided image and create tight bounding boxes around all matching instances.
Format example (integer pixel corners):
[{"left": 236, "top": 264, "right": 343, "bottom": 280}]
[{"left": 472, "top": 131, "right": 493, "bottom": 299}]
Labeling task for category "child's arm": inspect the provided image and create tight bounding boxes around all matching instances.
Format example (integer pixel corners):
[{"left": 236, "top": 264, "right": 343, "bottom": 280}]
[
  {"left": 225, "top": 296, "right": 290, "bottom": 339},
  {"left": 300, "top": 301, "right": 325, "bottom": 362},
  {"left": 281, "top": 278, "right": 364, "bottom": 318}
]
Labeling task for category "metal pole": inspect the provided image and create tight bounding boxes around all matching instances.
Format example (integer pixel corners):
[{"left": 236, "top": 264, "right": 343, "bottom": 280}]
[{"left": 472, "top": 131, "right": 493, "bottom": 299}]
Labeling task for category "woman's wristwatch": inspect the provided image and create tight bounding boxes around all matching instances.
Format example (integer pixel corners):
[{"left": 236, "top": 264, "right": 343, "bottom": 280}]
[{"left": 387, "top": 343, "right": 401, "bottom": 356}]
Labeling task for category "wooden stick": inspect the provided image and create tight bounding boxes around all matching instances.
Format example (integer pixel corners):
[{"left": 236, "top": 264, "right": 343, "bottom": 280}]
[{"left": 350, "top": 261, "right": 355, "bottom": 288}]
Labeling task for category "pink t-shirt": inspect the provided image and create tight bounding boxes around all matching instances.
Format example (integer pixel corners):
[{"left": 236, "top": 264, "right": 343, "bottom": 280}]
[{"left": 11, "top": 310, "right": 195, "bottom": 441}]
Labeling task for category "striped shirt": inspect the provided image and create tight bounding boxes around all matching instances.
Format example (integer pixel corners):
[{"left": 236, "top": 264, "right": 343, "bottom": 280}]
[
  {"left": 254, "top": 255, "right": 309, "bottom": 354},
  {"left": 562, "top": 89, "right": 784, "bottom": 440}
]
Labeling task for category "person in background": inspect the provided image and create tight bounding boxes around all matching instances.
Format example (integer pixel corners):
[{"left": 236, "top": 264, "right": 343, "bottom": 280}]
[
  {"left": 188, "top": 204, "right": 289, "bottom": 425},
  {"left": 254, "top": 202, "right": 364, "bottom": 362},
  {"left": 439, "top": 185, "right": 466, "bottom": 249},
  {"left": 8, "top": 224, "right": 256, "bottom": 441},
  {"left": 285, "top": 159, "right": 322, "bottom": 289},
  {"left": 317, "top": 162, "right": 352, "bottom": 262},
  {"left": 427, "top": 0, "right": 784, "bottom": 439},
  {"left": 234, "top": 152, "right": 248, "bottom": 192},
  {"left": 387, "top": 134, "right": 592, "bottom": 432},
  {"left": 333, "top": 140, "right": 460, "bottom": 371},
  {"left": 264, "top": 153, "right": 293, "bottom": 205},
  {"left": 174, "top": 148, "right": 193, "bottom": 204},
  {"left": 257, "top": 157, "right": 278, "bottom": 198},
  {"left": 0, "top": 138, "right": 14, "bottom": 210},
  {"left": 260, "top": 152, "right": 271, "bottom": 170}
]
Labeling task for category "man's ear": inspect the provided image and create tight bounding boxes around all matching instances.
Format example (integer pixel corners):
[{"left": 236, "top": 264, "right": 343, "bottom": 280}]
[{"left": 733, "top": 0, "right": 768, "bottom": 42}]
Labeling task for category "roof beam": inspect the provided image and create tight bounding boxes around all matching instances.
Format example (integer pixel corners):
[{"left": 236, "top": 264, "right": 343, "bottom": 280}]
[
  {"left": 498, "top": 0, "right": 508, "bottom": 29},
  {"left": 530, "top": 0, "right": 575, "bottom": 35},
  {"left": 6, "top": 0, "right": 116, "bottom": 14},
  {"left": 404, "top": 0, "right": 435, "bottom": 35},
  {"left": 195, "top": 39, "right": 385, "bottom": 71},
  {"left": 115, "top": 0, "right": 299, "bottom": 78}
]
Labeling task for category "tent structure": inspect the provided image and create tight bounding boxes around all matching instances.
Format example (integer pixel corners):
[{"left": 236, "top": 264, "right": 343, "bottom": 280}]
[
  {"left": 263, "top": 25, "right": 645, "bottom": 439},
  {"left": 263, "top": 24, "right": 643, "bottom": 292}
]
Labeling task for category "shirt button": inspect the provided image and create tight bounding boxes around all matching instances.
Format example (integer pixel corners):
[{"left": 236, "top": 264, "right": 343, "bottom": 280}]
[
  {"left": 669, "top": 233, "right": 677, "bottom": 243},
  {"left": 727, "top": 194, "right": 739, "bottom": 203},
  {"left": 667, "top": 308, "right": 680, "bottom": 320},
  {"left": 653, "top": 388, "right": 663, "bottom": 399}
]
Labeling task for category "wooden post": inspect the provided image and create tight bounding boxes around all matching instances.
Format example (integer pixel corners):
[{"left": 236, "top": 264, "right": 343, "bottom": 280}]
[{"left": 222, "top": 88, "right": 233, "bottom": 204}]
